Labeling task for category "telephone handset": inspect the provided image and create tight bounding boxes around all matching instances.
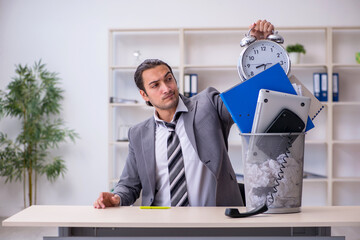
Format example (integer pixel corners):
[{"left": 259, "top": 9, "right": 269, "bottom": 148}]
[{"left": 225, "top": 203, "right": 268, "bottom": 218}]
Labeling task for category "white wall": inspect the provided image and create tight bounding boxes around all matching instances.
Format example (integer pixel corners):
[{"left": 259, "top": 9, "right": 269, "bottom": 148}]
[{"left": 0, "top": 0, "right": 359, "bottom": 217}]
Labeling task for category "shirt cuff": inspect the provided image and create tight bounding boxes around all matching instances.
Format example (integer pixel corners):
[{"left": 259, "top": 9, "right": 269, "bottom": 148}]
[{"left": 114, "top": 193, "right": 122, "bottom": 206}]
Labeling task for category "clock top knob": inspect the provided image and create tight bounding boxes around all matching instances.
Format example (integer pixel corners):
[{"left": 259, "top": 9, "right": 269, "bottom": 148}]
[
  {"left": 240, "top": 28, "right": 257, "bottom": 47},
  {"left": 266, "top": 31, "right": 284, "bottom": 44}
]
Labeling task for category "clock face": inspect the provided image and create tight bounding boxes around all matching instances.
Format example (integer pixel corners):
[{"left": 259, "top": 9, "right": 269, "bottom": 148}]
[{"left": 238, "top": 40, "right": 290, "bottom": 80}]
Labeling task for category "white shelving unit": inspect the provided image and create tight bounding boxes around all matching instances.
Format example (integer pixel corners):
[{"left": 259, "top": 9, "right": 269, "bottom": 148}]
[{"left": 108, "top": 26, "right": 360, "bottom": 206}]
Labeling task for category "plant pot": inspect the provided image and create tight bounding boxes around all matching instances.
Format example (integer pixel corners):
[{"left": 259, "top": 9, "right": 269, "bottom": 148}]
[{"left": 289, "top": 52, "right": 301, "bottom": 64}]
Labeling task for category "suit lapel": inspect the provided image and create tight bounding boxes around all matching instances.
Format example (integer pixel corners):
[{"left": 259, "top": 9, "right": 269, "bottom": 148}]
[
  {"left": 181, "top": 96, "right": 198, "bottom": 155},
  {"left": 140, "top": 96, "right": 199, "bottom": 198},
  {"left": 141, "top": 118, "right": 156, "bottom": 196}
]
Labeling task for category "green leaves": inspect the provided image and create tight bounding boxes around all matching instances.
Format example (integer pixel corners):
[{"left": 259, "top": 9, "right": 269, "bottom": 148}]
[
  {"left": 0, "top": 60, "right": 79, "bottom": 206},
  {"left": 42, "top": 157, "right": 67, "bottom": 182},
  {"left": 286, "top": 43, "right": 306, "bottom": 54},
  {"left": 0, "top": 133, "right": 23, "bottom": 183}
]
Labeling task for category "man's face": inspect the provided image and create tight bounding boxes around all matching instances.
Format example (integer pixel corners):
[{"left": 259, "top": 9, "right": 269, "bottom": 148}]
[{"left": 140, "top": 65, "right": 179, "bottom": 111}]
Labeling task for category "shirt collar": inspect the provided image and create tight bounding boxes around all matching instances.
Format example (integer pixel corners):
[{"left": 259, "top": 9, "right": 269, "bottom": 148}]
[{"left": 154, "top": 96, "right": 188, "bottom": 127}]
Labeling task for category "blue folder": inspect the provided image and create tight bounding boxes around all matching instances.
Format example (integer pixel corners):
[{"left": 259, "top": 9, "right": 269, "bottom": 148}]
[{"left": 220, "top": 64, "right": 314, "bottom": 133}]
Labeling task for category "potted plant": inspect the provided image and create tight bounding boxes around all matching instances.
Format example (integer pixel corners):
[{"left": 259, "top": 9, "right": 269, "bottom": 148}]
[
  {"left": 286, "top": 43, "right": 306, "bottom": 64},
  {"left": 0, "top": 60, "right": 79, "bottom": 207}
]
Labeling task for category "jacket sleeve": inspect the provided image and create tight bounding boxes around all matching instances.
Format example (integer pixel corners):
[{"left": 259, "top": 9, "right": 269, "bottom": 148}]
[
  {"left": 112, "top": 127, "right": 142, "bottom": 206},
  {"left": 204, "top": 87, "right": 234, "bottom": 132}
]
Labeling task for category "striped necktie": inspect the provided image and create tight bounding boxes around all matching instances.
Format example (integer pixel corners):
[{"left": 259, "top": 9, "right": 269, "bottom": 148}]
[{"left": 165, "top": 121, "right": 189, "bottom": 206}]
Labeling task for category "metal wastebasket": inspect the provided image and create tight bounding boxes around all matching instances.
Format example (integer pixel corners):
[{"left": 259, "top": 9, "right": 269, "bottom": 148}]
[{"left": 240, "top": 132, "right": 305, "bottom": 213}]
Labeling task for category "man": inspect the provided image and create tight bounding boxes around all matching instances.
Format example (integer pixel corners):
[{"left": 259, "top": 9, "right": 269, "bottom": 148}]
[{"left": 94, "top": 20, "right": 274, "bottom": 208}]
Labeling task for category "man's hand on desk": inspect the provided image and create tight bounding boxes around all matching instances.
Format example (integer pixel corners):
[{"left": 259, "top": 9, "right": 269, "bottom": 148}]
[{"left": 93, "top": 192, "right": 120, "bottom": 209}]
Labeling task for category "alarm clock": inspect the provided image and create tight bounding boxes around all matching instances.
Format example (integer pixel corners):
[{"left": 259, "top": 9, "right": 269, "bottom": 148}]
[{"left": 237, "top": 28, "right": 291, "bottom": 81}]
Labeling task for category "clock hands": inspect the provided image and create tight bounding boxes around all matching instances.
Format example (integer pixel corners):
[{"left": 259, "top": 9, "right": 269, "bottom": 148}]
[
  {"left": 263, "top": 63, "right": 273, "bottom": 70},
  {"left": 256, "top": 64, "right": 266, "bottom": 69},
  {"left": 255, "top": 63, "right": 273, "bottom": 70}
]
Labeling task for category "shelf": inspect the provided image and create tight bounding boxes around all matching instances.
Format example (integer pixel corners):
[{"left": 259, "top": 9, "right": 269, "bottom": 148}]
[
  {"left": 187, "top": 68, "right": 240, "bottom": 93},
  {"left": 111, "top": 66, "right": 180, "bottom": 70},
  {"left": 333, "top": 140, "right": 360, "bottom": 144},
  {"left": 332, "top": 64, "right": 360, "bottom": 68},
  {"left": 333, "top": 106, "right": 360, "bottom": 141},
  {"left": 184, "top": 65, "right": 237, "bottom": 69},
  {"left": 332, "top": 28, "right": 360, "bottom": 65},
  {"left": 111, "top": 30, "right": 180, "bottom": 67},
  {"left": 305, "top": 140, "right": 327, "bottom": 145},
  {"left": 110, "top": 66, "right": 137, "bottom": 70},
  {"left": 228, "top": 141, "right": 242, "bottom": 146},
  {"left": 333, "top": 181, "right": 360, "bottom": 206},
  {"left": 110, "top": 28, "right": 180, "bottom": 33},
  {"left": 331, "top": 67, "right": 360, "bottom": 102},
  {"left": 184, "top": 30, "right": 244, "bottom": 66},
  {"left": 302, "top": 180, "right": 328, "bottom": 206},
  {"left": 292, "top": 64, "right": 328, "bottom": 68},
  {"left": 332, "top": 26, "right": 360, "bottom": 30},
  {"left": 184, "top": 64, "right": 329, "bottom": 70},
  {"left": 184, "top": 63, "right": 327, "bottom": 70},
  {"left": 333, "top": 143, "right": 360, "bottom": 178},
  {"left": 332, "top": 178, "right": 360, "bottom": 183},
  {"left": 184, "top": 26, "right": 328, "bottom": 31},
  {"left": 109, "top": 26, "right": 360, "bottom": 207},
  {"left": 303, "top": 178, "right": 328, "bottom": 183},
  {"left": 110, "top": 141, "right": 129, "bottom": 147},
  {"left": 333, "top": 102, "right": 360, "bottom": 106}
]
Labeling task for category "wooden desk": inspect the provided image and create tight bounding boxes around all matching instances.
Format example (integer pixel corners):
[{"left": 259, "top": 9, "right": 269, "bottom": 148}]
[{"left": 3, "top": 205, "right": 360, "bottom": 239}]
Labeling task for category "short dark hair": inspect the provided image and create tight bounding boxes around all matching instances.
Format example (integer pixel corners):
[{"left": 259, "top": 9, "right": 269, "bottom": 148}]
[{"left": 134, "top": 59, "right": 174, "bottom": 106}]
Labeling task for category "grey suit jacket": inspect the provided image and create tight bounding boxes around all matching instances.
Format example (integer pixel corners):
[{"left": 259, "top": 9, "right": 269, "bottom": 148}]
[{"left": 113, "top": 87, "right": 244, "bottom": 206}]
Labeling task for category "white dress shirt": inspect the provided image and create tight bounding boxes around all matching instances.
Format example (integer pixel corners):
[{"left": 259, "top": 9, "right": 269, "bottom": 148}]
[{"left": 153, "top": 97, "right": 216, "bottom": 206}]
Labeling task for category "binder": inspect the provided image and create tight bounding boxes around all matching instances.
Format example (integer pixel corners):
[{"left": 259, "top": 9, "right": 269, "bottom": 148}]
[
  {"left": 190, "top": 74, "right": 198, "bottom": 97},
  {"left": 320, "top": 73, "right": 328, "bottom": 102},
  {"left": 184, "top": 74, "right": 191, "bottom": 98},
  {"left": 289, "top": 75, "right": 325, "bottom": 121},
  {"left": 333, "top": 73, "right": 339, "bottom": 102},
  {"left": 220, "top": 63, "right": 314, "bottom": 133},
  {"left": 313, "top": 73, "right": 321, "bottom": 101}
]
